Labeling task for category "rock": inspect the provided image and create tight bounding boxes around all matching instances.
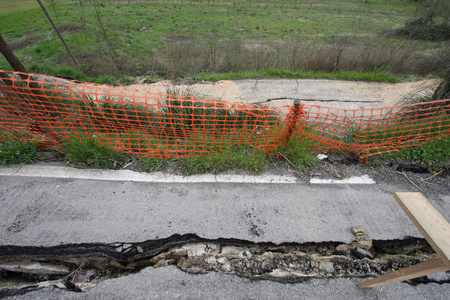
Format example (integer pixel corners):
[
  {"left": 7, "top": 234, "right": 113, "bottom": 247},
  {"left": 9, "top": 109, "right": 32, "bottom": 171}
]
[
  {"left": 216, "top": 257, "right": 228, "bottom": 265},
  {"left": 154, "top": 259, "right": 168, "bottom": 268},
  {"left": 206, "top": 243, "right": 219, "bottom": 253},
  {"left": 352, "top": 248, "right": 374, "bottom": 259},
  {"left": 221, "top": 246, "right": 244, "bottom": 256},
  {"left": 350, "top": 226, "right": 372, "bottom": 251},
  {"left": 243, "top": 251, "right": 252, "bottom": 259},
  {"left": 222, "top": 263, "right": 232, "bottom": 272},
  {"left": 351, "top": 226, "right": 367, "bottom": 237},
  {"left": 335, "top": 244, "right": 351, "bottom": 255},
  {"left": 354, "top": 239, "right": 373, "bottom": 251},
  {"left": 136, "top": 246, "right": 144, "bottom": 253},
  {"left": 319, "top": 262, "right": 335, "bottom": 274},
  {"left": 177, "top": 243, "right": 207, "bottom": 257},
  {"left": 317, "top": 246, "right": 327, "bottom": 254},
  {"left": 261, "top": 262, "right": 274, "bottom": 272},
  {"left": 205, "top": 257, "right": 217, "bottom": 265},
  {"left": 261, "top": 252, "right": 274, "bottom": 259}
]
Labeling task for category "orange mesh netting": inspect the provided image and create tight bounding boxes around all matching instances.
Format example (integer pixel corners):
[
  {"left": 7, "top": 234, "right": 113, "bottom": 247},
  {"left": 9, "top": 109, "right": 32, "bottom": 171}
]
[{"left": 1, "top": 70, "right": 449, "bottom": 161}]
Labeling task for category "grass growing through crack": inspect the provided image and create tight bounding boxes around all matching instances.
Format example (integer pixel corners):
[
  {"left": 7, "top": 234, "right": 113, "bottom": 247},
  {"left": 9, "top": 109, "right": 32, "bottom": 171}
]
[
  {"left": 65, "top": 138, "right": 128, "bottom": 169},
  {"left": 277, "top": 139, "right": 318, "bottom": 173},
  {"left": 139, "top": 156, "right": 166, "bottom": 173},
  {"left": 138, "top": 138, "right": 317, "bottom": 175},
  {"left": 173, "top": 144, "right": 271, "bottom": 176},
  {"left": 0, "top": 138, "right": 38, "bottom": 165}
]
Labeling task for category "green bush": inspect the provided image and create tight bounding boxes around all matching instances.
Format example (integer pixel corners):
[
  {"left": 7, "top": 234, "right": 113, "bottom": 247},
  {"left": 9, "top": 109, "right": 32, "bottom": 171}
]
[{"left": 397, "top": 137, "right": 450, "bottom": 171}]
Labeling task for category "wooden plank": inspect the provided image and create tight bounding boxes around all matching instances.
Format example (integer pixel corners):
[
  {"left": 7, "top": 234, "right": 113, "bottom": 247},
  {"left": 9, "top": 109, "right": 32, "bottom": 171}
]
[
  {"left": 359, "top": 257, "right": 449, "bottom": 288},
  {"left": 394, "top": 192, "right": 450, "bottom": 267}
]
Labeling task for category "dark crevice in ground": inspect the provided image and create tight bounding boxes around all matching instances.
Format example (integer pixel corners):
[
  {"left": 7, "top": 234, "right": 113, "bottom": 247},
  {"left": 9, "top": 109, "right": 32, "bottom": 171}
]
[
  {"left": 1, "top": 229, "right": 449, "bottom": 298},
  {"left": 262, "top": 97, "right": 381, "bottom": 103}
]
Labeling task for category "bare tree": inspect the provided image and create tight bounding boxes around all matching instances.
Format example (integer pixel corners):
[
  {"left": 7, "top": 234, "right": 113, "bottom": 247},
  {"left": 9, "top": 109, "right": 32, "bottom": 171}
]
[
  {"left": 44, "top": 0, "right": 60, "bottom": 23},
  {"left": 93, "top": 0, "right": 123, "bottom": 73},
  {"left": 36, "top": 0, "right": 78, "bottom": 65}
]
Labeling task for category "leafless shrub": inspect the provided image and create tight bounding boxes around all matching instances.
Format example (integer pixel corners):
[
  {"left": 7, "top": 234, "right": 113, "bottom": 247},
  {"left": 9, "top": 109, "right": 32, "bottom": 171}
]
[
  {"left": 66, "top": 34, "right": 448, "bottom": 80},
  {"left": 406, "top": 46, "right": 450, "bottom": 76},
  {"left": 57, "top": 23, "right": 85, "bottom": 34},
  {"left": 76, "top": 47, "right": 120, "bottom": 77}
]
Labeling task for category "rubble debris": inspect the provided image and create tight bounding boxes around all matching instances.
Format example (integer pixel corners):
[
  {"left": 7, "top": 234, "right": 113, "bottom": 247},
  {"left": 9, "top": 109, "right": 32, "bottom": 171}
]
[{"left": 0, "top": 234, "right": 445, "bottom": 297}]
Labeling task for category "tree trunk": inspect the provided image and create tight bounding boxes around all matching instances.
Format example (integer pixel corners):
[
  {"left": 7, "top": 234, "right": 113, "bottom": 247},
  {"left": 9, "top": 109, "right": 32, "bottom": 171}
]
[
  {"left": 419, "top": 0, "right": 440, "bottom": 25},
  {"left": 0, "top": 35, "right": 27, "bottom": 73},
  {"left": 432, "top": 69, "right": 450, "bottom": 100}
]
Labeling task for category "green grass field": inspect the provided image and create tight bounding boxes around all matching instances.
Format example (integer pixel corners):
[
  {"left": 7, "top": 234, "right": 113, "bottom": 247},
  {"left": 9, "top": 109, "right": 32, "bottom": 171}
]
[
  {"left": 0, "top": 0, "right": 448, "bottom": 82},
  {"left": 0, "top": 0, "right": 40, "bottom": 16}
]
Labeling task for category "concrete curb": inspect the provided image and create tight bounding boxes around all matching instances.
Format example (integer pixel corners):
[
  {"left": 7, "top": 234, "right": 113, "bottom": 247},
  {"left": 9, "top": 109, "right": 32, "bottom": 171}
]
[{"left": 0, "top": 165, "right": 298, "bottom": 183}]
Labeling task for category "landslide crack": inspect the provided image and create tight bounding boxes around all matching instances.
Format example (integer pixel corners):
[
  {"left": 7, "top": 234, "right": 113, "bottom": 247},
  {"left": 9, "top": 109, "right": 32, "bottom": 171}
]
[{"left": 1, "top": 230, "right": 448, "bottom": 297}]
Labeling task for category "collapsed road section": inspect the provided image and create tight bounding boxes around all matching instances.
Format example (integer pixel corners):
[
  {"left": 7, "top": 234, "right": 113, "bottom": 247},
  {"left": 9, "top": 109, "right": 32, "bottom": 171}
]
[
  {"left": 0, "top": 165, "right": 449, "bottom": 298},
  {"left": 1, "top": 228, "right": 449, "bottom": 297}
]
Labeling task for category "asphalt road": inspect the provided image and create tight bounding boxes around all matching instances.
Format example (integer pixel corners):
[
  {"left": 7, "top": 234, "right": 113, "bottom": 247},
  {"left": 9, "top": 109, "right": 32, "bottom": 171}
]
[
  {"left": 0, "top": 164, "right": 449, "bottom": 299},
  {"left": 6, "top": 266, "right": 450, "bottom": 300},
  {"left": 2, "top": 166, "right": 449, "bottom": 246}
]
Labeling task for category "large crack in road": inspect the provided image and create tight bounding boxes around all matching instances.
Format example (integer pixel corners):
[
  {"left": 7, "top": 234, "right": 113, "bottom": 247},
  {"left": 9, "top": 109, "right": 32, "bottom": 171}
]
[{"left": 1, "top": 228, "right": 448, "bottom": 298}]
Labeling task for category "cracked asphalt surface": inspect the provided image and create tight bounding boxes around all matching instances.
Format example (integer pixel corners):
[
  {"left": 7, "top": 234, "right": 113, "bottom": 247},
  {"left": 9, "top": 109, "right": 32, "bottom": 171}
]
[
  {"left": 0, "top": 164, "right": 449, "bottom": 299},
  {"left": 6, "top": 266, "right": 450, "bottom": 300}
]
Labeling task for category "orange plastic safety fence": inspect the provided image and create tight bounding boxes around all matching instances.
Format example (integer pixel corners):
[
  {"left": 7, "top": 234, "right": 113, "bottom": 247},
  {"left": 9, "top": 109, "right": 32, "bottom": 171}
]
[
  {"left": 1, "top": 70, "right": 449, "bottom": 161},
  {"left": 292, "top": 100, "right": 450, "bottom": 161}
]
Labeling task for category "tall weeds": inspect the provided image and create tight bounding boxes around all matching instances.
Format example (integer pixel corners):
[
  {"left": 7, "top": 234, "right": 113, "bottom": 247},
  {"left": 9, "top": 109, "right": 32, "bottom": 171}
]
[{"left": 151, "top": 37, "right": 443, "bottom": 79}]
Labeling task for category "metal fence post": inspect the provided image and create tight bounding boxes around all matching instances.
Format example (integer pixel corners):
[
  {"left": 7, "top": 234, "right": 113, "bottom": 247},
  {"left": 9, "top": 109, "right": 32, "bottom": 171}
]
[{"left": 283, "top": 99, "right": 302, "bottom": 147}]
